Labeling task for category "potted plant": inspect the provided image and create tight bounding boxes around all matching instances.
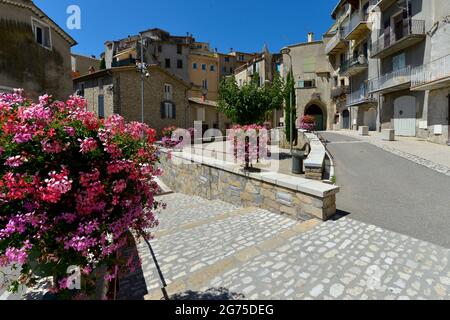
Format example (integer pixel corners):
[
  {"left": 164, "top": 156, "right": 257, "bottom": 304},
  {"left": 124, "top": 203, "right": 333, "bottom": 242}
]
[{"left": 0, "top": 90, "right": 162, "bottom": 299}]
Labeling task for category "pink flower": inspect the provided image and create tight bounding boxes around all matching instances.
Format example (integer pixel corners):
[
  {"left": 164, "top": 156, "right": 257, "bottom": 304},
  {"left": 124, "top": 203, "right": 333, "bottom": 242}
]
[
  {"left": 64, "top": 126, "right": 76, "bottom": 137},
  {"left": 79, "top": 137, "right": 98, "bottom": 154},
  {"left": 5, "top": 155, "right": 27, "bottom": 168}
]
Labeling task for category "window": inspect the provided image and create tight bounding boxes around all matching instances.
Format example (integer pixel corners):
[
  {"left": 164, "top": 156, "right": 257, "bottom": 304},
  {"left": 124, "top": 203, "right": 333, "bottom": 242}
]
[
  {"left": 298, "top": 79, "right": 316, "bottom": 89},
  {"left": 193, "top": 63, "right": 198, "bottom": 69},
  {"left": 177, "top": 60, "right": 183, "bottom": 69},
  {"left": 158, "top": 45, "right": 162, "bottom": 53},
  {"left": 177, "top": 44, "right": 183, "bottom": 54},
  {"left": 210, "top": 65, "right": 215, "bottom": 72},
  {"left": 165, "top": 59, "right": 171, "bottom": 68},
  {"left": 224, "top": 57, "right": 230, "bottom": 62},
  {"left": 222, "top": 66, "right": 227, "bottom": 72},
  {"left": 164, "top": 84, "right": 173, "bottom": 100},
  {"left": 202, "top": 64, "right": 206, "bottom": 71},
  {"left": 230, "top": 67, "right": 233, "bottom": 73},
  {"left": 202, "top": 79, "right": 208, "bottom": 90},
  {"left": 161, "top": 102, "right": 176, "bottom": 119},
  {"left": 32, "top": 19, "right": 51, "bottom": 49},
  {"left": 239, "top": 54, "right": 245, "bottom": 61},
  {"left": 392, "top": 53, "right": 406, "bottom": 71}
]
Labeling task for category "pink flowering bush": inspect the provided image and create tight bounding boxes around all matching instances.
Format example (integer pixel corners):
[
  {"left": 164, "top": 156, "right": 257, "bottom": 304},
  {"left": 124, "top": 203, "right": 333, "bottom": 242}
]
[
  {"left": 0, "top": 90, "right": 161, "bottom": 297},
  {"left": 227, "top": 125, "right": 270, "bottom": 170},
  {"left": 298, "top": 115, "right": 316, "bottom": 132}
]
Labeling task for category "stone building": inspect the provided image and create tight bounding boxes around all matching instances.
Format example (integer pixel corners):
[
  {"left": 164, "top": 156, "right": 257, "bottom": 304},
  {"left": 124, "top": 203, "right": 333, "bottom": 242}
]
[
  {"left": 71, "top": 53, "right": 101, "bottom": 78},
  {"left": 73, "top": 65, "right": 193, "bottom": 136},
  {"left": 283, "top": 33, "right": 336, "bottom": 131},
  {"left": 234, "top": 45, "right": 283, "bottom": 127},
  {"left": 325, "top": 0, "right": 450, "bottom": 145},
  {"left": 327, "top": 0, "right": 378, "bottom": 131},
  {"left": 0, "top": 0, "right": 77, "bottom": 99},
  {"left": 103, "top": 28, "right": 194, "bottom": 83},
  {"left": 188, "top": 45, "right": 220, "bottom": 101}
]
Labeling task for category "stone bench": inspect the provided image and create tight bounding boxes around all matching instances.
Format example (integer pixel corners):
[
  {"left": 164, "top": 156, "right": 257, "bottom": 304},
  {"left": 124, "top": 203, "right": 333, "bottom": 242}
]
[
  {"left": 303, "top": 132, "right": 326, "bottom": 181},
  {"left": 359, "top": 126, "right": 369, "bottom": 136}
]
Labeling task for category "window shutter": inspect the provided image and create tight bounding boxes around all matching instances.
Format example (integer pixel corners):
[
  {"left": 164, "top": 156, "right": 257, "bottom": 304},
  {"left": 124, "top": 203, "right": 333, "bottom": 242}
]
[
  {"left": 172, "top": 103, "right": 176, "bottom": 119},
  {"left": 160, "top": 102, "right": 166, "bottom": 119}
]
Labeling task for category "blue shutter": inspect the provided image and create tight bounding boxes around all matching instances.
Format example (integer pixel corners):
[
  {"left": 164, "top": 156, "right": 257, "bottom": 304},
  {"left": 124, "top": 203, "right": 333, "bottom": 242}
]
[
  {"left": 160, "top": 102, "right": 166, "bottom": 119},
  {"left": 172, "top": 103, "right": 176, "bottom": 119}
]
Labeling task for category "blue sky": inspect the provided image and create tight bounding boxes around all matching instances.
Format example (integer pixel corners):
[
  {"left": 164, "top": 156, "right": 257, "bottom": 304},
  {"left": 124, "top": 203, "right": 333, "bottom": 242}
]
[{"left": 34, "top": 0, "right": 335, "bottom": 57}]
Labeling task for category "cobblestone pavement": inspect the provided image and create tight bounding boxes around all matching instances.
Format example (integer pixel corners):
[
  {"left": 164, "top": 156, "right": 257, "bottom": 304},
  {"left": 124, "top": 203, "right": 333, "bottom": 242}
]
[{"left": 130, "top": 193, "right": 450, "bottom": 300}]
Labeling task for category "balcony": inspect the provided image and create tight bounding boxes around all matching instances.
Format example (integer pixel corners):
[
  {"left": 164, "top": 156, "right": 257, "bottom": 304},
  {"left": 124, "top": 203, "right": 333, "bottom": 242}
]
[
  {"left": 331, "top": 85, "right": 350, "bottom": 99},
  {"left": 368, "top": 65, "right": 412, "bottom": 94},
  {"left": 340, "top": 55, "right": 368, "bottom": 76},
  {"left": 325, "top": 29, "right": 347, "bottom": 55},
  {"left": 374, "top": 0, "right": 398, "bottom": 11},
  {"left": 411, "top": 54, "right": 450, "bottom": 91},
  {"left": 344, "top": 12, "right": 371, "bottom": 41},
  {"left": 347, "top": 85, "right": 377, "bottom": 107},
  {"left": 370, "top": 19, "right": 426, "bottom": 59}
]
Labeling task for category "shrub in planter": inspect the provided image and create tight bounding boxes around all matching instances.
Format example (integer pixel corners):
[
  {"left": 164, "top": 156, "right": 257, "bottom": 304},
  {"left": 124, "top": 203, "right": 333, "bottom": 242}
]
[
  {"left": 298, "top": 115, "right": 316, "bottom": 132},
  {"left": 227, "top": 125, "right": 270, "bottom": 170},
  {"left": 161, "top": 126, "right": 180, "bottom": 148},
  {"left": 0, "top": 90, "right": 162, "bottom": 298}
]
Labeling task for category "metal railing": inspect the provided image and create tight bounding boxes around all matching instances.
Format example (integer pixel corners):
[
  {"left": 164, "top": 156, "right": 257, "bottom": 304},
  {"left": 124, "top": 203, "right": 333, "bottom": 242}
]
[
  {"left": 340, "top": 55, "right": 368, "bottom": 74},
  {"left": 368, "top": 65, "right": 412, "bottom": 93},
  {"left": 347, "top": 84, "right": 374, "bottom": 106},
  {"left": 411, "top": 54, "right": 450, "bottom": 87},
  {"left": 325, "top": 28, "right": 345, "bottom": 54},
  {"left": 371, "top": 19, "right": 425, "bottom": 57}
]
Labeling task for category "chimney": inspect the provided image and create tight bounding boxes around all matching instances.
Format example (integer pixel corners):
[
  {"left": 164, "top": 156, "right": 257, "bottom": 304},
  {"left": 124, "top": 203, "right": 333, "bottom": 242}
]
[{"left": 308, "top": 32, "right": 314, "bottom": 43}]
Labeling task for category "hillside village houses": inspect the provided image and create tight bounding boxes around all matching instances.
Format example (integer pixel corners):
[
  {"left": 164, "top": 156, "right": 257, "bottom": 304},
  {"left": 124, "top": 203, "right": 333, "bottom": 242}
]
[
  {"left": 1, "top": 0, "right": 450, "bottom": 146},
  {"left": 0, "top": 0, "right": 76, "bottom": 100}
]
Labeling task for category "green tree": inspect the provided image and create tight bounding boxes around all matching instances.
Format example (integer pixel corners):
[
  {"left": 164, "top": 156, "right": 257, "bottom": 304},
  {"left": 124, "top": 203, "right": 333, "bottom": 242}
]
[
  {"left": 218, "top": 72, "right": 284, "bottom": 125},
  {"left": 99, "top": 58, "right": 106, "bottom": 70},
  {"left": 284, "top": 69, "right": 297, "bottom": 143}
]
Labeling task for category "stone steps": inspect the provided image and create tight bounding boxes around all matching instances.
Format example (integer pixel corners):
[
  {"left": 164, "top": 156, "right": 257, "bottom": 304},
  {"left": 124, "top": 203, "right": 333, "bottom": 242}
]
[{"left": 134, "top": 193, "right": 322, "bottom": 300}]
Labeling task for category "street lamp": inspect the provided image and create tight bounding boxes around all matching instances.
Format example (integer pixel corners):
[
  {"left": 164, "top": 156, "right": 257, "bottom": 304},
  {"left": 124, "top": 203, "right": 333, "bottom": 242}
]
[
  {"left": 137, "top": 33, "right": 149, "bottom": 123},
  {"left": 280, "top": 47, "right": 294, "bottom": 154}
]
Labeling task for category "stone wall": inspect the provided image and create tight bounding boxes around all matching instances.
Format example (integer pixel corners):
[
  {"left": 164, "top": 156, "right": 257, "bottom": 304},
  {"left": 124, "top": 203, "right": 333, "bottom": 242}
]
[{"left": 159, "top": 151, "right": 339, "bottom": 221}]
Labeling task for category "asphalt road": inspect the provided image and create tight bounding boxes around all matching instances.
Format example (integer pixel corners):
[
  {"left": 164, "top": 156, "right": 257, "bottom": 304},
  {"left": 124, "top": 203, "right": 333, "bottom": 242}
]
[{"left": 320, "top": 132, "right": 450, "bottom": 249}]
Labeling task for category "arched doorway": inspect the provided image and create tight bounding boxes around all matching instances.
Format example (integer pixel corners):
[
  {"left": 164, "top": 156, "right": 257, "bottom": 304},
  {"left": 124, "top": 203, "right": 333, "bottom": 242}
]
[
  {"left": 342, "top": 110, "right": 350, "bottom": 129},
  {"left": 305, "top": 104, "right": 325, "bottom": 131},
  {"left": 364, "top": 108, "right": 377, "bottom": 131}
]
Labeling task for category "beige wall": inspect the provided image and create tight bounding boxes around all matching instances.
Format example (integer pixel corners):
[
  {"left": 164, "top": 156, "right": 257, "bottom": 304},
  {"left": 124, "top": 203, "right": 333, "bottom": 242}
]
[
  {"left": 72, "top": 54, "right": 101, "bottom": 76},
  {"left": 188, "top": 53, "right": 219, "bottom": 101},
  {"left": 0, "top": 1, "right": 74, "bottom": 100},
  {"left": 284, "top": 41, "right": 335, "bottom": 130}
]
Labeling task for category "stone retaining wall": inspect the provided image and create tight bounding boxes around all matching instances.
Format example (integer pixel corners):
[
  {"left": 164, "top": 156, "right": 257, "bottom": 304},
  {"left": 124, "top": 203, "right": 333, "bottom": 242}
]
[{"left": 159, "top": 151, "right": 339, "bottom": 221}]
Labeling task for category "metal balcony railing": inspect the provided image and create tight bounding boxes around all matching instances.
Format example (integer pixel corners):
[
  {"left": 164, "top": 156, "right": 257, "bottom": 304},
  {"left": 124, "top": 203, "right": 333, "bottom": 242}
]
[
  {"left": 411, "top": 54, "right": 450, "bottom": 88},
  {"left": 325, "top": 29, "right": 346, "bottom": 54},
  {"left": 347, "top": 85, "right": 375, "bottom": 106},
  {"left": 340, "top": 55, "right": 368, "bottom": 74},
  {"left": 371, "top": 19, "right": 425, "bottom": 57},
  {"left": 368, "top": 65, "right": 412, "bottom": 93}
]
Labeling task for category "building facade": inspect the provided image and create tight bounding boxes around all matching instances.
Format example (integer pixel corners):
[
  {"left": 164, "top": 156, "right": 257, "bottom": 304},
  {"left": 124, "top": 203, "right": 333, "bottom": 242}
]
[
  {"left": 188, "top": 46, "right": 220, "bottom": 101},
  {"left": 73, "top": 65, "right": 193, "bottom": 136},
  {"left": 71, "top": 53, "right": 101, "bottom": 78},
  {"left": 234, "top": 46, "right": 283, "bottom": 127},
  {"left": 283, "top": 34, "right": 335, "bottom": 131},
  {"left": 103, "top": 29, "right": 194, "bottom": 83},
  {"left": 0, "top": 0, "right": 76, "bottom": 99}
]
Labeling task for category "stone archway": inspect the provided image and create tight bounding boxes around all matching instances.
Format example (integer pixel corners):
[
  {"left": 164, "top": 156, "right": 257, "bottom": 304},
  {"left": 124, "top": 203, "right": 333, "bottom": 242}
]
[{"left": 305, "top": 103, "right": 327, "bottom": 131}]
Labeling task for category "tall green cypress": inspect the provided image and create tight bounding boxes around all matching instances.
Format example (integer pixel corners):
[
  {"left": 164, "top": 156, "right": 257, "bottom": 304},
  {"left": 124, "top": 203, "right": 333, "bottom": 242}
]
[{"left": 284, "top": 70, "right": 297, "bottom": 143}]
